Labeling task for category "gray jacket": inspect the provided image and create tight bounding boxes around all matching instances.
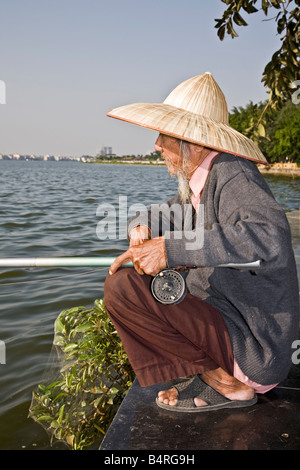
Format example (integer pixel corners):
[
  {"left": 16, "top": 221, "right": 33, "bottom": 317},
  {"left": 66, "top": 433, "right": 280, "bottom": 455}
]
[{"left": 129, "top": 153, "right": 299, "bottom": 385}]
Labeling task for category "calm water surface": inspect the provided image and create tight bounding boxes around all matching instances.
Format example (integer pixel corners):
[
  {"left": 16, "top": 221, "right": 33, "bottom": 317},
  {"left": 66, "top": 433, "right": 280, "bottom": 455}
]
[{"left": 0, "top": 160, "right": 299, "bottom": 450}]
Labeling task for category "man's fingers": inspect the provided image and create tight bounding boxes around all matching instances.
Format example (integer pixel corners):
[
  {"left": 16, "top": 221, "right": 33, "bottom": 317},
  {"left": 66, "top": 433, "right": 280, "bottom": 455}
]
[
  {"left": 129, "top": 236, "right": 144, "bottom": 247},
  {"left": 109, "top": 251, "right": 132, "bottom": 275},
  {"left": 129, "top": 225, "right": 151, "bottom": 247},
  {"left": 109, "top": 237, "right": 166, "bottom": 276}
]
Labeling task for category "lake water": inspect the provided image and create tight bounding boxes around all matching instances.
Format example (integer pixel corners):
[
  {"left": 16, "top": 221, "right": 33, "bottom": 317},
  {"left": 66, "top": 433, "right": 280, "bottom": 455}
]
[{"left": 0, "top": 160, "right": 299, "bottom": 450}]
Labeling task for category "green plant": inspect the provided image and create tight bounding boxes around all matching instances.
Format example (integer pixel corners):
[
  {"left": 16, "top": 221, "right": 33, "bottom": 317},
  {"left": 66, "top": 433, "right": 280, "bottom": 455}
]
[
  {"left": 29, "top": 299, "right": 135, "bottom": 450},
  {"left": 215, "top": 0, "right": 300, "bottom": 110},
  {"left": 229, "top": 99, "right": 300, "bottom": 163}
]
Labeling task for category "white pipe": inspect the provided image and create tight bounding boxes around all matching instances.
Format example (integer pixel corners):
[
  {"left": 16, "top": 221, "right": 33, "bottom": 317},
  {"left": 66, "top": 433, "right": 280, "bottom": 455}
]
[{"left": 0, "top": 257, "right": 261, "bottom": 269}]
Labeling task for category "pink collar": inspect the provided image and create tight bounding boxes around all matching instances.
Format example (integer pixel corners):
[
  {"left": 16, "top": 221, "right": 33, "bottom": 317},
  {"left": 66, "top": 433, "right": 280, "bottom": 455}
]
[
  {"left": 189, "top": 151, "right": 219, "bottom": 211},
  {"left": 189, "top": 151, "right": 219, "bottom": 199}
]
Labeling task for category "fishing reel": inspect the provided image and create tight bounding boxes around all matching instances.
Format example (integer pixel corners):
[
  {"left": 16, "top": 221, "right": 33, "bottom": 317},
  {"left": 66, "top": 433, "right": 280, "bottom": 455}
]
[{"left": 151, "top": 268, "right": 188, "bottom": 305}]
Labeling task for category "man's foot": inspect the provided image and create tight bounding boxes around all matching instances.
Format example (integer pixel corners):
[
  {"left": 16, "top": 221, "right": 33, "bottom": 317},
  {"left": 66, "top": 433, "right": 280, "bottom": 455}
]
[{"left": 157, "top": 368, "right": 255, "bottom": 407}]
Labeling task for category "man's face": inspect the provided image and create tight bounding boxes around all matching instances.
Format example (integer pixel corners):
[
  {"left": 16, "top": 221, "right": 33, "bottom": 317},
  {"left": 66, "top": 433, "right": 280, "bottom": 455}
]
[{"left": 154, "top": 134, "right": 182, "bottom": 176}]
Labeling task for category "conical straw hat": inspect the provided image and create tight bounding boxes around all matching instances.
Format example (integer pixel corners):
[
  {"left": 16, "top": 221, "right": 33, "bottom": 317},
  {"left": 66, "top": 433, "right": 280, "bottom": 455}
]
[{"left": 107, "top": 73, "right": 268, "bottom": 165}]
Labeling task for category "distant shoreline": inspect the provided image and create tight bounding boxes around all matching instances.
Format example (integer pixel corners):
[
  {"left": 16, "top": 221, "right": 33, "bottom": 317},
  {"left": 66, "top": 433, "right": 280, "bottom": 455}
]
[
  {"left": 258, "top": 163, "right": 300, "bottom": 177},
  {"left": 259, "top": 168, "right": 300, "bottom": 177},
  {"left": 86, "top": 159, "right": 164, "bottom": 166},
  {"left": 89, "top": 159, "right": 300, "bottom": 176}
]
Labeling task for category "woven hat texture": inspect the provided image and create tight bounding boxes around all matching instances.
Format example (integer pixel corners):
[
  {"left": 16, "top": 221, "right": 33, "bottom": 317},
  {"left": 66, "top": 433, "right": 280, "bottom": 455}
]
[{"left": 107, "top": 73, "right": 267, "bottom": 165}]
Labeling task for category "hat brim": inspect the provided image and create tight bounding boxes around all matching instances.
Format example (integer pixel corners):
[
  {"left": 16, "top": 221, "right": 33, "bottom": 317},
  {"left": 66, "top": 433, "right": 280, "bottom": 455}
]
[{"left": 107, "top": 102, "right": 268, "bottom": 165}]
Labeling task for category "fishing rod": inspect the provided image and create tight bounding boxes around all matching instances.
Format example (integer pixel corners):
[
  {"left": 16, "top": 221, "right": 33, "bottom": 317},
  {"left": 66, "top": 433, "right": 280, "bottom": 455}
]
[
  {"left": 0, "top": 257, "right": 260, "bottom": 269},
  {"left": 0, "top": 257, "right": 130, "bottom": 268},
  {"left": 0, "top": 257, "right": 260, "bottom": 305}
]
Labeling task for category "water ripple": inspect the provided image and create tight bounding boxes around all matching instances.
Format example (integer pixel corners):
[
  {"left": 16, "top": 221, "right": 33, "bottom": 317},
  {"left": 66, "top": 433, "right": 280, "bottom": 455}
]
[{"left": 0, "top": 160, "right": 298, "bottom": 449}]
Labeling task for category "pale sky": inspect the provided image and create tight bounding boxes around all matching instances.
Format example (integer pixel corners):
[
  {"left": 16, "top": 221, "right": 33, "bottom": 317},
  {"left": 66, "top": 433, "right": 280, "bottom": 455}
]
[{"left": 0, "top": 0, "right": 282, "bottom": 156}]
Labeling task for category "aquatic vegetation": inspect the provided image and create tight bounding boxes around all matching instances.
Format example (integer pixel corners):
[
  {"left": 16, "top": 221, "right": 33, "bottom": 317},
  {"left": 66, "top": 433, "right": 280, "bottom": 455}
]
[{"left": 29, "top": 299, "right": 135, "bottom": 450}]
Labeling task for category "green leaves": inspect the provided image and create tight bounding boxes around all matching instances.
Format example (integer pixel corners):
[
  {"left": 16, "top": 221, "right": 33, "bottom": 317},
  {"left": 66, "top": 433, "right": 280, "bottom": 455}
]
[
  {"left": 29, "top": 299, "right": 135, "bottom": 450},
  {"left": 264, "top": 101, "right": 300, "bottom": 162},
  {"left": 215, "top": 0, "right": 258, "bottom": 40},
  {"left": 262, "top": 0, "right": 271, "bottom": 15},
  {"left": 229, "top": 98, "right": 300, "bottom": 163},
  {"left": 215, "top": 1, "right": 300, "bottom": 109},
  {"left": 269, "top": 0, "right": 283, "bottom": 8}
]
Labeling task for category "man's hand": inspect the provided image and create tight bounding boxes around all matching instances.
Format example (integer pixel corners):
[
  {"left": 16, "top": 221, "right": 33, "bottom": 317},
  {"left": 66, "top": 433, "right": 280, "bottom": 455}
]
[
  {"left": 129, "top": 225, "right": 151, "bottom": 247},
  {"left": 109, "top": 237, "right": 167, "bottom": 276}
]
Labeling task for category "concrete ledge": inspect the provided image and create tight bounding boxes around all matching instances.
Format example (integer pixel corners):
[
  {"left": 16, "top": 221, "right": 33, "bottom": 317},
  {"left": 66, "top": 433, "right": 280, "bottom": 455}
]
[{"left": 100, "top": 368, "right": 300, "bottom": 450}]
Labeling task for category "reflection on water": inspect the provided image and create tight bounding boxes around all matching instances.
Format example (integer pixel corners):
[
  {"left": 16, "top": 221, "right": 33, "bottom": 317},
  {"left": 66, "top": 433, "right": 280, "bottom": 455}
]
[{"left": 0, "top": 160, "right": 298, "bottom": 449}]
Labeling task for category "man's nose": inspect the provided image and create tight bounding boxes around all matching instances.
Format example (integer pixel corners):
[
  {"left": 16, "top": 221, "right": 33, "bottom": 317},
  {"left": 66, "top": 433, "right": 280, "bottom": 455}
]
[{"left": 154, "top": 135, "right": 163, "bottom": 152}]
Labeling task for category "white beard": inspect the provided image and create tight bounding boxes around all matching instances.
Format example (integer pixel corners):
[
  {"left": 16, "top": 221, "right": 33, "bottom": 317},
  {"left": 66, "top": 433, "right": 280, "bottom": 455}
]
[
  {"left": 163, "top": 155, "right": 193, "bottom": 204},
  {"left": 177, "top": 174, "right": 192, "bottom": 205}
]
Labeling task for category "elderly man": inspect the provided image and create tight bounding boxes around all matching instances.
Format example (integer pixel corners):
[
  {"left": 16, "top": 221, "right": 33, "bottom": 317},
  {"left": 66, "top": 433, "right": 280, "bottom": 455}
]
[{"left": 104, "top": 73, "right": 299, "bottom": 412}]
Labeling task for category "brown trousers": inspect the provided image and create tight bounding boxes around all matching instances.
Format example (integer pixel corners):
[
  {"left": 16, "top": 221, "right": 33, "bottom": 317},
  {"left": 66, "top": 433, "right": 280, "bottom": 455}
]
[{"left": 104, "top": 268, "right": 234, "bottom": 387}]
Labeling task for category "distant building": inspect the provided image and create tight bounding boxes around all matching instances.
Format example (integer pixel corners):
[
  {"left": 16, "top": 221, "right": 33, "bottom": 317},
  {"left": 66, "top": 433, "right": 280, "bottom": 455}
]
[{"left": 97, "top": 146, "right": 114, "bottom": 157}]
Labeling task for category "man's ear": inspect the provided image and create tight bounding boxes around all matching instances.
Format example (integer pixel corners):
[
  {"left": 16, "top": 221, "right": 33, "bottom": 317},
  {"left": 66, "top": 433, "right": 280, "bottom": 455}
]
[{"left": 192, "top": 143, "right": 204, "bottom": 153}]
